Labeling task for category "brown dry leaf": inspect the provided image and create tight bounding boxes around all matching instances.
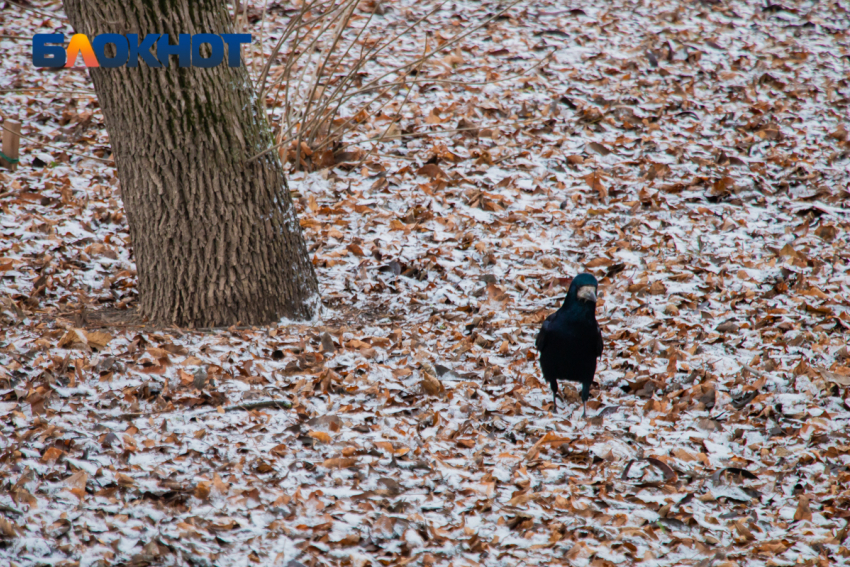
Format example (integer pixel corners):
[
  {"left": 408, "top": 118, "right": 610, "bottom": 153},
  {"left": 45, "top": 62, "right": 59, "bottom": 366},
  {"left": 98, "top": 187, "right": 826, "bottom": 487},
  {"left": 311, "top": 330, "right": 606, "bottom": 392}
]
[
  {"left": 421, "top": 371, "right": 444, "bottom": 396},
  {"left": 146, "top": 347, "right": 172, "bottom": 358},
  {"left": 57, "top": 329, "right": 86, "bottom": 349},
  {"left": 565, "top": 542, "right": 592, "bottom": 561},
  {"left": 308, "top": 431, "right": 332, "bottom": 443},
  {"left": 711, "top": 176, "right": 735, "bottom": 195},
  {"left": 337, "top": 533, "right": 361, "bottom": 545},
  {"left": 644, "top": 398, "right": 666, "bottom": 415},
  {"left": 672, "top": 447, "right": 697, "bottom": 461},
  {"left": 587, "top": 141, "right": 611, "bottom": 156},
  {"left": 645, "top": 457, "right": 678, "bottom": 482},
  {"left": 307, "top": 194, "right": 319, "bottom": 212},
  {"left": 66, "top": 470, "right": 87, "bottom": 490},
  {"left": 212, "top": 473, "right": 229, "bottom": 495},
  {"left": 508, "top": 491, "right": 542, "bottom": 506},
  {"left": 815, "top": 224, "right": 837, "bottom": 241},
  {"left": 803, "top": 302, "right": 832, "bottom": 316},
  {"left": 417, "top": 163, "right": 448, "bottom": 180},
  {"left": 0, "top": 517, "right": 18, "bottom": 539},
  {"left": 374, "top": 441, "right": 408, "bottom": 456},
  {"left": 55, "top": 329, "right": 105, "bottom": 351},
  {"left": 820, "top": 369, "right": 850, "bottom": 387},
  {"left": 583, "top": 172, "right": 608, "bottom": 199},
  {"left": 441, "top": 48, "right": 464, "bottom": 66},
  {"left": 41, "top": 447, "right": 64, "bottom": 464},
  {"left": 648, "top": 281, "right": 667, "bottom": 295},
  {"left": 85, "top": 330, "right": 112, "bottom": 348},
  {"left": 346, "top": 243, "right": 365, "bottom": 256},
  {"left": 11, "top": 487, "right": 37, "bottom": 509},
  {"left": 794, "top": 496, "right": 812, "bottom": 521},
  {"left": 778, "top": 243, "right": 799, "bottom": 258},
  {"left": 733, "top": 520, "right": 755, "bottom": 541},
  {"left": 322, "top": 457, "right": 358, "bottom": 469},
  {"left": 756, "top": 124, "right": 781, "bottom": 140},
  {"left": 65, "top": 470, "right": 88, "bottom": 501},
  {"left": 116, "top": 473, "right": 135, "bottom": 488},
  {"left": 829, "top": 124, "right": 847, "bottom": 141},
  {"left": 757, "top": 541, "right": 789, "bottom": 554},
  {"left": 525, "top": 432, "right": 570, "bottom": 460},
  {"left": 195, "top": 481, "right": 211, "bottom": 500},
  {"left": 486, "top": 282, "right": 510, "bottom": 305}
]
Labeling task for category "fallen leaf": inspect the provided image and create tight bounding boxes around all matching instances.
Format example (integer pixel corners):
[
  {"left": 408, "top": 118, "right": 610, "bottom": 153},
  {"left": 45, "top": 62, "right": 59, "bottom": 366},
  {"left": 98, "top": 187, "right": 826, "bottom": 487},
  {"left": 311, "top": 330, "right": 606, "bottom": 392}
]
[
  {"left": 794, "top": 496, "right": 812, "bottom": 521},
  {"left": 85, "top": 331, "right": 112, "bottom": 348},
  {"left": 322, "top": 457, "right": 358, "bottom": 469},
  {"left": 308, "top": 431, "right": 332, "bottom": 443},
  {"left": 41, "top": 447, "right": 64, "bottom": 464},
  {"left": 417, "top": 163, "right": 448, "bottom": 180},
  {"left": 421, "top": 371, "right": 444, "bottom": 396},
  {"left": 0, "top": 517, "right": 18, "bottom": 539},
  {"left": 583, "top": 171, "right": 608, "bottom": 199}
]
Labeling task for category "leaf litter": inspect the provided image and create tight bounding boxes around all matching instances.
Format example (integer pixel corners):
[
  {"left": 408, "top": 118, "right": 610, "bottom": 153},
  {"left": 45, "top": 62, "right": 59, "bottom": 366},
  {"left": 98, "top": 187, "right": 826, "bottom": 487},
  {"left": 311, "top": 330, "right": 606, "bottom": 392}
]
[{"left": 1, "top": 0, "right": 850, "bottom": 566}]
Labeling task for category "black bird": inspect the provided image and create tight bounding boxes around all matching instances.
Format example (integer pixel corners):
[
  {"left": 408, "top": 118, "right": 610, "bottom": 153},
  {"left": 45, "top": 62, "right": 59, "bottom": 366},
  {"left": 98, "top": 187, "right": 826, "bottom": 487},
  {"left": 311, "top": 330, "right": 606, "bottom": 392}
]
[{"left": 536, "top": 273, "right": 603, "bottom": 418}]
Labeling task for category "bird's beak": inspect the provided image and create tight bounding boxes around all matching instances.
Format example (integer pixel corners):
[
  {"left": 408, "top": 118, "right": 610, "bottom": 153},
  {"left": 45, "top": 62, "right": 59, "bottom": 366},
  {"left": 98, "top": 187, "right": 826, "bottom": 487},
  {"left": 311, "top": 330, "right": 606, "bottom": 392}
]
[{"left": 577, "top": 286, "right": 597, "bottom": 303}]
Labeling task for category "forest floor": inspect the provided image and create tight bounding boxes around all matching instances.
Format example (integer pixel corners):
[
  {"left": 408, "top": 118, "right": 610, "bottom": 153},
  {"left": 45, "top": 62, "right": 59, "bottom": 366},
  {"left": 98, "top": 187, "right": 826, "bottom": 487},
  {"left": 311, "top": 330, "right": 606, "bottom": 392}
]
[{"left": 1, "top": 1, "right": 850, "bottom": 566}]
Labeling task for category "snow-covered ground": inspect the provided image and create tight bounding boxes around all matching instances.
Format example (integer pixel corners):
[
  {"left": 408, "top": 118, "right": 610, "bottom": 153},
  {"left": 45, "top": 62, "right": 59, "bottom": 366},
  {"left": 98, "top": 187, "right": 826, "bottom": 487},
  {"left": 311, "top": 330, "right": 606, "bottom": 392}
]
[{"left": 1, "top": 0, "right": 849, "bottom": 566}]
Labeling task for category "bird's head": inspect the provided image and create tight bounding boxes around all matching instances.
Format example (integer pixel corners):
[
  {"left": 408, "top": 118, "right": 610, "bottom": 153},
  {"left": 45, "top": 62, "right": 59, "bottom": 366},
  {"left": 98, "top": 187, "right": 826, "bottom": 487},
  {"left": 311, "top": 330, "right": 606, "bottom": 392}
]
[{"left": 566, "top": 273, "right": 599, "bottom": 307}]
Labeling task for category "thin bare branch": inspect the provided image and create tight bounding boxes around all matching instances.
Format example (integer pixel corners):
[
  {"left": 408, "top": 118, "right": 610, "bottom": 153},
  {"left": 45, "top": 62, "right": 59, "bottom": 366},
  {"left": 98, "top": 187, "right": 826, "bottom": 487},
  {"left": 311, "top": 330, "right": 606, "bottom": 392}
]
[
  {"left": 312, "top": 48, "right": 552, "bottom": 153},
  {"left": 251, "top": 0, "right": 530, "bottom": 170},
  {"left": 352, "top": 0, "right": 526, "bottom": 102},
  {"left": 0, "top": 122, "right": 112, "bottom": 164},
  {"left": 354, "top": 37, "right": 430, "bottom": 169},
  {"left": 256, "top": 0, "right": 337, "bottom": 98}
]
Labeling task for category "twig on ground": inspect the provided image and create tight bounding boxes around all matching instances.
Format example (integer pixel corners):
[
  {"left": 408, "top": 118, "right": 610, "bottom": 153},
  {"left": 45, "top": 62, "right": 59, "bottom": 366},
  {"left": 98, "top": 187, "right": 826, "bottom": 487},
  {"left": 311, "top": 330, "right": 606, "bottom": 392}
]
[
  {"left": 113, "top": 398, "right": 293, "bottom": 421},
  {"left": 1, "top": 122, "right": 111, "bottom": 164},
  {"left": 0, "top": 88, "right": 96, "bottom": 95}
]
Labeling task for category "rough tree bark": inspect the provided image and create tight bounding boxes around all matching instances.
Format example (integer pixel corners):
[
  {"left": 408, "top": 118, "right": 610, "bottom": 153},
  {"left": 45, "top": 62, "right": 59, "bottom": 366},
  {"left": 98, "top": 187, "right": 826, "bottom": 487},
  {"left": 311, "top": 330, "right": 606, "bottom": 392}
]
[{"left": 63, "top": 0, "right": 319, "bottom": 327}]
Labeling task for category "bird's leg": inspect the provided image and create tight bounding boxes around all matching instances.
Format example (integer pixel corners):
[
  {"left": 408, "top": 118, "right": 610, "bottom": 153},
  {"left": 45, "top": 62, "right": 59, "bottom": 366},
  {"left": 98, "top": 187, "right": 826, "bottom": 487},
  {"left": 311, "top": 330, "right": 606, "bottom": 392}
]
[
  {"left": 581, "top": 381, "right": 591, "bottom": 419},
  {"left": 551, "top": 381, "right": 558, "bottom": 410}
]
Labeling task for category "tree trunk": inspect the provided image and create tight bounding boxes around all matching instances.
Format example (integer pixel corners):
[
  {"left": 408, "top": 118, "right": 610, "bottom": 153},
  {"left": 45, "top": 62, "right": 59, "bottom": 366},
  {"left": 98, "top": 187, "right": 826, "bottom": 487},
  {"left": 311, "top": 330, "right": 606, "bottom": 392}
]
[{"left": 63, "top": 0, "right": 319, "bottom": 327}]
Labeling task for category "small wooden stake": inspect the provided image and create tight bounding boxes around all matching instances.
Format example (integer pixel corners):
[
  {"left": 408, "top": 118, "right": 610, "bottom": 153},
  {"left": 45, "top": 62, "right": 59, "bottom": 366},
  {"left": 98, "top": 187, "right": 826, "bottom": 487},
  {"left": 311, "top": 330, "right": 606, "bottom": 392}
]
[{"left": 1, "top": 119, "right": 21, "bottom": 171}]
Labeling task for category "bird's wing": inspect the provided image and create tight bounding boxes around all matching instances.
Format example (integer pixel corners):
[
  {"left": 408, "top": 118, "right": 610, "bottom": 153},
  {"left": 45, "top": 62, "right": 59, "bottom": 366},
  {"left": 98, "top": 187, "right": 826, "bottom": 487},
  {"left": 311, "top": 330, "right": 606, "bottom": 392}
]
[
  {"left": 596, "top": 322, "right": 604, "bottom": 357},
  {"left": 536, "top": 313, "right": 557, "bottom": 351}
]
